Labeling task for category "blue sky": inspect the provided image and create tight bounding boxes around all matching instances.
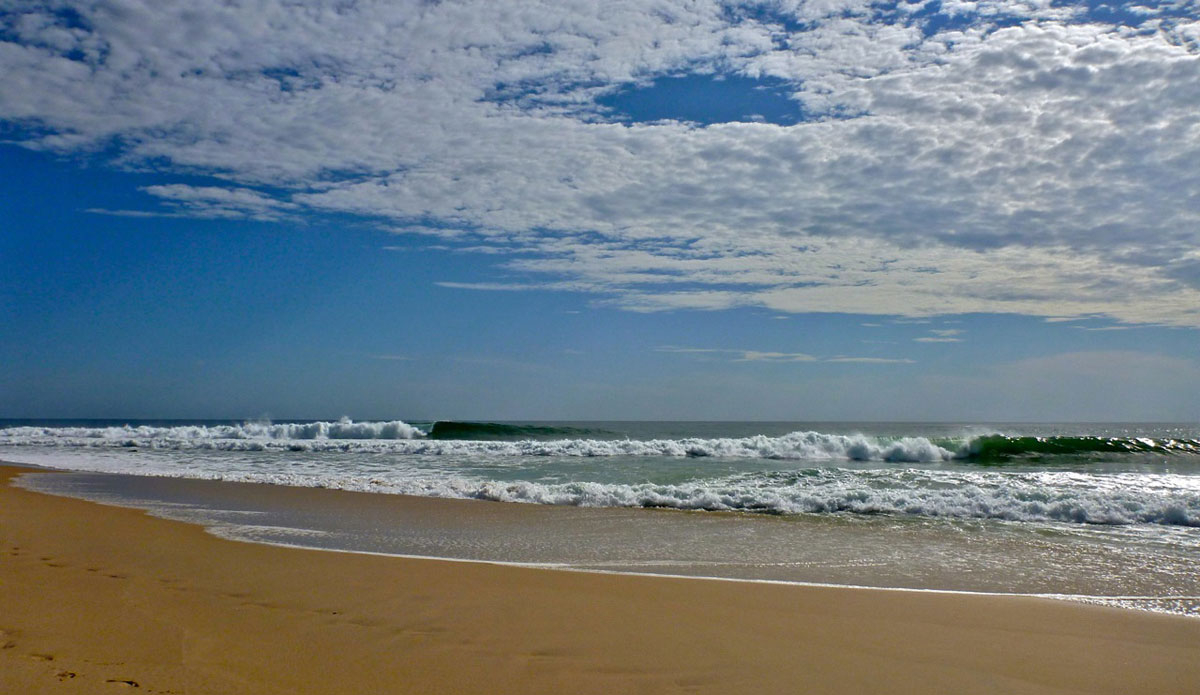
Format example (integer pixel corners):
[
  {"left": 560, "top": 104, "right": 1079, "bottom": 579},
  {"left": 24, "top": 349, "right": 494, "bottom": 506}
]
[{"left": 2, "top": 0, "right": 1199, "bottom": 421}]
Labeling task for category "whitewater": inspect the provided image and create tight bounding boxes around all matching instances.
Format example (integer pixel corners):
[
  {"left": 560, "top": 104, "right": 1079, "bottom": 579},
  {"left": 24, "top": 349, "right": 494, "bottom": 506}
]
[
  {"left": 0, "top": 420, "right": 963, "bottom": 460},
  {"left": 2, "top": 418, "right": 1198, "bottom": 526}
]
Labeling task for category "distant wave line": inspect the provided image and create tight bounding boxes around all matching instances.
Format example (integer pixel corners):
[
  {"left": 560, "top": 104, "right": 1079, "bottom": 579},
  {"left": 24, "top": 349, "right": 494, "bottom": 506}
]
[{"left": 3, "top": 419, "right": 1199, "bottom": 463}]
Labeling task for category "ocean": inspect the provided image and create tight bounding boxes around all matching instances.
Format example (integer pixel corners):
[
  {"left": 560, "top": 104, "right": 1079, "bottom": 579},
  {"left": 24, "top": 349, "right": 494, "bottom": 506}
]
[{"left": 3, "top": 419, "right": 1198, "bottom": 616}]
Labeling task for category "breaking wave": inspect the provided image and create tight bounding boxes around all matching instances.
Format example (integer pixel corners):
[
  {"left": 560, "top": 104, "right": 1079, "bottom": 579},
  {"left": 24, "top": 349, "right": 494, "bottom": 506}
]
[
  {"left": 4, "top": 419, "right": 1199, "bottom": 527},
  {"left": 15, "top": 453, "right": 1197, "bottom": 526},
  {"left": 965, "top": 434, "right": 1200, "bottom": 460},
  {"left": 420, "top": 472, "right": 1200, "bottom": 527},
  {"left": 2, "top": 420, "right": 1198, "bottom": 462},
  {"left": 0, "top": 422, "right": 953, "bottom": 461}
]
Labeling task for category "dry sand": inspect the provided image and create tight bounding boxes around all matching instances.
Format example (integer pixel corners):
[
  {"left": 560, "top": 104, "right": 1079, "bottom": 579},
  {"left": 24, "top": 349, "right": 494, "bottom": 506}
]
[{"left": 2, "top": 463, "right": 1198, "bottom": 694}]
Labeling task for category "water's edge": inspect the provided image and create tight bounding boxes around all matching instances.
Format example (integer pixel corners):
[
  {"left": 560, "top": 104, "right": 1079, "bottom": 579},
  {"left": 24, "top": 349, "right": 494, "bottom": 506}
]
[{"left": 10, "top": 465, "right": 1199, "bottom": 619}]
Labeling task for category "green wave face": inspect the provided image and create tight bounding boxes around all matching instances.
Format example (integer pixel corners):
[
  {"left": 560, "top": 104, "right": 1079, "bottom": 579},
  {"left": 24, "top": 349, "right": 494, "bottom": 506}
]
[
  {"left": 426, "top": 421, "right": 612, "bottom": 440},
  {"left": 964, "top": 435, "right": 1200, "bottom": 462}
]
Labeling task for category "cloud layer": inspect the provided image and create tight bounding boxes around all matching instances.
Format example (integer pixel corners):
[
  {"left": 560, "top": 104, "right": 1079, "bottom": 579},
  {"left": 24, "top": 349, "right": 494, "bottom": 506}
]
[{"left": 3, "top": 1, "right": 1199, "bottom": 324}]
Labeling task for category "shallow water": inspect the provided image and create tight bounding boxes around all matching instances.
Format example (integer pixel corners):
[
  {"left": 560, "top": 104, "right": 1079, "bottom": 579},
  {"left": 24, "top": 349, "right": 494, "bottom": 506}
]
[{"left": 15, "top": 468, "right": 1200, "bottom": 617}]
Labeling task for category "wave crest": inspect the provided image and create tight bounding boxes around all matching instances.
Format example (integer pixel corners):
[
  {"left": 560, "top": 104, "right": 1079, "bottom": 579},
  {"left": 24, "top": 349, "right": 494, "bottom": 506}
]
[
  {"left": 2, "top": 422, "right": 1198, "bottom": 463},
  {"left": 0, "top": 424, "right": 956, "bottom": 462},
  {"left": 0, "top": 418, "right": 425, "bottom": 443}
]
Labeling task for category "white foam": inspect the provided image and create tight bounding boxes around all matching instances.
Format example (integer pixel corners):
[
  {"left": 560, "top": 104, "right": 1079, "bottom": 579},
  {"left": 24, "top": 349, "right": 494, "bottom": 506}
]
[
  {"left": 8, "top": 447, "right": 1197, "bottom": 527},
  {"left": 0, "top": 423, "right": 958, "bottom": 462},
  {"left": 4, "top": 422, "right": 1198, "bottom": 527},
  {"left": 0, "top": 417, "right": 425, "bottom": 445}
]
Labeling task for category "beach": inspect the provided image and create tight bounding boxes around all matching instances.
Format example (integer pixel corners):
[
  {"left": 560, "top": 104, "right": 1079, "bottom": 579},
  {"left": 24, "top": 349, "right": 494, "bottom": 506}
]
[
  {"left": 3, "top": 463, "right": 1199, "bottom": 694},
  {"left": 5, "top": 2, "right": 1200, "bottom": 692}
]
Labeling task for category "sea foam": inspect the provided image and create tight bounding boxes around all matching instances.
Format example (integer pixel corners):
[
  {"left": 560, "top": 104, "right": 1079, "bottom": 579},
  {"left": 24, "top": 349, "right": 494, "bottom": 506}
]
[
  {"left": 5, "top": 448, "right": 1197, "bottom": 527},
  {"left": 0, "top": 421, "right": 956, "bottom": 462},
  {"left": 9, "top": 422, "right": 1195, "bottom": 461},
  {"left": 4, "top": 420, "right": 1199, "bottom": 527}
]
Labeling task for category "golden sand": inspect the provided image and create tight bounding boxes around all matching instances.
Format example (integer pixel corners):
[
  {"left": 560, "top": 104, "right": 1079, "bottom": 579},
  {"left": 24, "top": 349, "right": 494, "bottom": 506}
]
[{"left": 2, "top": 464, "right": 1198, "bottom": 694}]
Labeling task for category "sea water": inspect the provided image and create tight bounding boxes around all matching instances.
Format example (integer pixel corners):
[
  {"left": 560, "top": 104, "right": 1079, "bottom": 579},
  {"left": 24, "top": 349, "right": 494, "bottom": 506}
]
[{"left": 3, "top": 419, "right": 1198, "bottom": 615}]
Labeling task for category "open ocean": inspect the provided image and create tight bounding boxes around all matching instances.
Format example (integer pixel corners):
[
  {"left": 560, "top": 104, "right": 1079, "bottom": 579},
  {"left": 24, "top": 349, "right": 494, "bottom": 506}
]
[{"left": 3, "top": 419, "right": 1198, "bottom": 615}]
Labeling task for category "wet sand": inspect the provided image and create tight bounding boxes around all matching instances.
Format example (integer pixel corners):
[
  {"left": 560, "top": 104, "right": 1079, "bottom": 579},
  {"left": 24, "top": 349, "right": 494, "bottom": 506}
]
[{"left": 2, "top": 463, "right": 1199, "bottom": 694}]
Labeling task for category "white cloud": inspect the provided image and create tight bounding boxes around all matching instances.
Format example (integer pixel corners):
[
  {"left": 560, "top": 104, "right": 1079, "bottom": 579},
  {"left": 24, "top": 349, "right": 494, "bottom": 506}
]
[
  {"left": 656, "top": 346, "right": 817, "bottom": 362},
  {"left": 825, "top": 356, "right": 916, "bottom": 364},
  {"left": 85, "top": 208, "right": 185, "bottom": 219},
  {"left": 656, "top": 346, "right": 915, "bottom": 364},
  {"left": 435, "top": 281, "right": 540, "bottom": 292},
  {"left": 3, "top": 2, "right": 1200, "bottom": 324},
  {"left": 739, "top": 350, "right": 819, "bottom": 362},
  {"left": 914, "top": 327, "right": 966, "bottom": 342},
  {"left": 656, "top": 346, "right": 815, "bottom": 361},
  {"left": 137, "top": 184, "right": 298, "bottom": 220}
]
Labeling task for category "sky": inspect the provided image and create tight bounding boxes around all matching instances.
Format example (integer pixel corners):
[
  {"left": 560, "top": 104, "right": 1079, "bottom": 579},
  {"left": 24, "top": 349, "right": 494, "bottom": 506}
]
[{"left": 1, "top": 0, "right": 1199, "bottom": 422}]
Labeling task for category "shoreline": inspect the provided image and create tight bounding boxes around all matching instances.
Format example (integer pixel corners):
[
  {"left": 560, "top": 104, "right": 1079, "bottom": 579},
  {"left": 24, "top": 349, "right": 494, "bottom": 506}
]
[
  {"left": 4, "top": 462, "right": 1200, "bottom": 693},
  {"left": 13, "top": 463, "right": 1200, "bottom": 614},
  {"left": 12, "top": 464, "right": 1079, "bottom": 597}
]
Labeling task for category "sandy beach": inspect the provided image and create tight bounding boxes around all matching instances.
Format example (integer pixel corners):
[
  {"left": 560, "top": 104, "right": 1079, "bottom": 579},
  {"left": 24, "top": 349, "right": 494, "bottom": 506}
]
[{"left": 2, "top": 463, "right": 1199, "bottom": 694}]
